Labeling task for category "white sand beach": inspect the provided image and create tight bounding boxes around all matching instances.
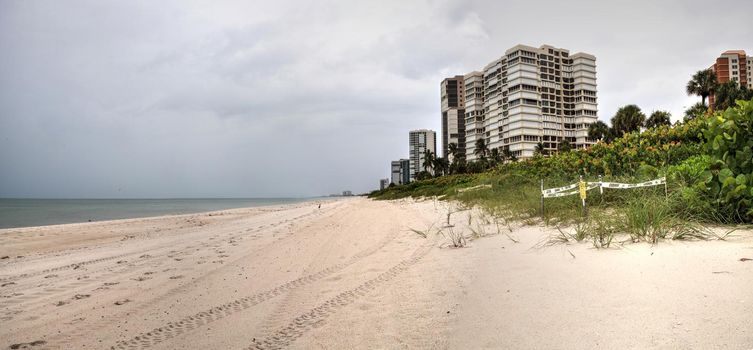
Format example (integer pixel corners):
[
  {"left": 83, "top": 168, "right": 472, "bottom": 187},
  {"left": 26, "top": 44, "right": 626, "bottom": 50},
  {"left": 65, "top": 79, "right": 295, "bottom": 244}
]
[{"left": 1, "top": 197, "right": 752, "bottom": 349}]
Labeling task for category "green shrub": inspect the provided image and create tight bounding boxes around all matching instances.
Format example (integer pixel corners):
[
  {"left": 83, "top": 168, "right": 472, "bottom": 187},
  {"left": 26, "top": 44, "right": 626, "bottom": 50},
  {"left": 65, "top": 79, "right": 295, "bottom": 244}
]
[
  {"left": 667, "top": 155, "right": 712, "bottom": 188},
  {"left": 702, "top": 98, "right": 753, "bottom": 222}
]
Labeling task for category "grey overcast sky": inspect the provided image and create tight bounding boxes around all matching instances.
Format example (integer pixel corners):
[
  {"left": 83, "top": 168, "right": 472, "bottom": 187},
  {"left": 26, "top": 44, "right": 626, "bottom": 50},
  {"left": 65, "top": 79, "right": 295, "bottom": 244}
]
[{"left": 1, "top": 0, "right": 751, "bottom": 198}]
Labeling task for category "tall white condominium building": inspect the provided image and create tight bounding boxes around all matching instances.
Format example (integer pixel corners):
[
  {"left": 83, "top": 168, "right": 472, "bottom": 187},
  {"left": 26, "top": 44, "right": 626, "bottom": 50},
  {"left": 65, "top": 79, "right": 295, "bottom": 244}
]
[
  {"left": 463, "top": 44, "right": 598, "bottom": 160},
  {"left": 463, "top": 71, "right": 485, "bottom": 160},
  {"left": 408, "top": 129, "right": 436, "bottom": 181},
  {"left": 440, "top": 76, "right": 465, "bottom": 160}
]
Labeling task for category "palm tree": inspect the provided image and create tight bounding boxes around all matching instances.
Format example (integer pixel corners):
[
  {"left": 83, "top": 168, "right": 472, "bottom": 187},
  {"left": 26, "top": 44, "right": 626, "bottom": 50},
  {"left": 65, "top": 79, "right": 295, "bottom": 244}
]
[
  {"left": 474, "top": 139, "right": 489, "bottom": 161},
  {"left": 713, "top": 81, "right": 753, "bottom": 111},
  {"left": 489, "top": 148, "right": 503, "bottom": 166},
  {"left": 447, "top": 142, "right": 466, "bottom": 175},
  {"left": 587, "top": 120, "right": 610, "bottom": 142},
  {"left": 447, "top": 142, "right": 459, "bottom": 160},
  {"left": 433, "top": 157, "right": 449, "bottom": 176},
  {"left": 686, "top": 69, "right": 717, "bottom": 106},
  {"left": 684, "top": 102, "right": 708, "bottom": 122},
  {"left": 422, "top": 149, "right": 435, "bottom": 174},
  {"left": 644, "top": 110, "right": 672, "bottom": 129},
  {"left": 502, "top": 148, "right": 516, "bottom": 162},
  {"left": 557, "top": 139, "right": 572, "bottom": 153},
  {"left": 450, "top": 157, "right": 467, "bottom": 175},
  {"left": 611, "top": 104, "right": 646, "bottom": 136},
  {"left": 534, "top": 142, "right": 546, "bottom": 156}
]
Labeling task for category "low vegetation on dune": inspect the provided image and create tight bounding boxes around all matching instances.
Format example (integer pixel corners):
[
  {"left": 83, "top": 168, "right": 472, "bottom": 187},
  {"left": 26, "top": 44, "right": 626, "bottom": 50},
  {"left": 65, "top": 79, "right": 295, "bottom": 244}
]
[{"left": 371, "top": 98, "right": 753, "bottom": 247}]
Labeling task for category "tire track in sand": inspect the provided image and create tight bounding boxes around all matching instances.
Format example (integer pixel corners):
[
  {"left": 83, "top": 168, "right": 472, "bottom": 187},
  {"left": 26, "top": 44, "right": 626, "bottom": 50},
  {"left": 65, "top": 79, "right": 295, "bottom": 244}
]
[
  {"left": 0, "top": 207, "right": 325, "bottom": 285},
  {"left": 107, "top": 229, "right": 400, "bottom": 350},
  {"left": 0, "top": 208, "right": 331, "bottom": 311},
  {"left": 16, "top": 206, "right": 348, "bottom": 350},
  {"left": 247, "top": 240, "right": 435, "bottom": 350}
]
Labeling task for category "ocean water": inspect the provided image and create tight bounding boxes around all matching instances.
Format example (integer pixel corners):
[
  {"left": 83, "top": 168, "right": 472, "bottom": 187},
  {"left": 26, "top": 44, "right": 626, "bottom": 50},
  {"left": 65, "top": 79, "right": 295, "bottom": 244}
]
[{"left": 0, "top": 198, "right": 315, "bottom": 229}]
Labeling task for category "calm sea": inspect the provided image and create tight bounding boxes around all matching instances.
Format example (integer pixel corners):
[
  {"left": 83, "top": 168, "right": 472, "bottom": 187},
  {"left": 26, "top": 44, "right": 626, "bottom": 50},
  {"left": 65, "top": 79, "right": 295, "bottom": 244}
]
[{"left": 0, "top": 198, "right": 316, "bottom": 229}]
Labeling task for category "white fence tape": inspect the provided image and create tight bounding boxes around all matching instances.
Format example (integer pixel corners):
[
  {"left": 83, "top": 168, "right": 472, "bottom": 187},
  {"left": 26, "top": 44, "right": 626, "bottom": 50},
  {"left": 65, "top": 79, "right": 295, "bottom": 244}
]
[
  {"left": 542, "top": 183, "right": 578, "bottom": 196},
  {"left": 543, "top": 183, "right": 600, "bottom": 198},
  {"left": 542, "top": 177, "right": 665, "bottom": 198},
  {"left": 599, "top": 177, "right": 666, "bottom": 189}
]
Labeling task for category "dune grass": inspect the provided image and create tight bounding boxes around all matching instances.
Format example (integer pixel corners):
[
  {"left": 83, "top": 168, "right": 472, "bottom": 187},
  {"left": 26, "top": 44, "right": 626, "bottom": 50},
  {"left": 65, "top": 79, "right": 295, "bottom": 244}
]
[
  {"left": 372, "top": 99, "right": 753, "bottom": 246},
  {"left": 376, "top": 171, "right": 721, "bottom": 247}
]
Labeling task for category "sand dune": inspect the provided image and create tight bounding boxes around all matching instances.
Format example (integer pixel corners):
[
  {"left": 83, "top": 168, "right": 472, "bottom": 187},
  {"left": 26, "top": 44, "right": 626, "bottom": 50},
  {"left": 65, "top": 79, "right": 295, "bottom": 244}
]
[{"left": 1, "top": 198, "right": 751, "bottom": 349}]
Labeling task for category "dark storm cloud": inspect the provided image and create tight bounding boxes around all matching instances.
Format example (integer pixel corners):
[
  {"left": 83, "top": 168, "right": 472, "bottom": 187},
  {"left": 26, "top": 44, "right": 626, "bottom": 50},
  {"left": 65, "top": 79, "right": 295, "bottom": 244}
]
[{"left": 0, "top": 0, "right": 751, "bottom": 198}]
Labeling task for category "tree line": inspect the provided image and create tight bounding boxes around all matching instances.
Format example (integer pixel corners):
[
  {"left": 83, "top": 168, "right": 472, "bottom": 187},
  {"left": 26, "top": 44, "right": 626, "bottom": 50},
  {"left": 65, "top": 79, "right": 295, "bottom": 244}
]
[{"left": 412, "top": 138, "right": 514, "bottom": 180}]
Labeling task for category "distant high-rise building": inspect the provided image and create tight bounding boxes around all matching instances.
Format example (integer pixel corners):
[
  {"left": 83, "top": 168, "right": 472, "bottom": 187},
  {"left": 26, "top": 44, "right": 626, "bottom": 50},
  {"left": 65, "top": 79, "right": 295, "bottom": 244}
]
[
  {"left": 391, "top": 161, "right": 401, "bottom": 185},
  {"left": 391, "top": 159, "right": 410, "bottom": 185},
  {"left": 400, "top": 159, "right": 410, "bottom": 184},
  {"left": 408, "top": 129, "right": 436, "bottom": 181},
  {"left": 457, "top": 44, "right": 598, "bottom": 160},
  {"left": 379, "top": 178, "right": 389, "bottom": 190},
  {"left": 440, "top": 76, "right": 466, "bottom": 160},
  {"left": 710, "top": 50, "right": 751, "bottom": 106}
]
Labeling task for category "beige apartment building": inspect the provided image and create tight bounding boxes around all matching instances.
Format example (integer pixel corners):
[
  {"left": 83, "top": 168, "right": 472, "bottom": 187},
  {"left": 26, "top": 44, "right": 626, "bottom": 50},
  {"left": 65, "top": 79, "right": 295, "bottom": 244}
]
[{"left": 462, "top": 44, "right": 598, "bottom": 161}]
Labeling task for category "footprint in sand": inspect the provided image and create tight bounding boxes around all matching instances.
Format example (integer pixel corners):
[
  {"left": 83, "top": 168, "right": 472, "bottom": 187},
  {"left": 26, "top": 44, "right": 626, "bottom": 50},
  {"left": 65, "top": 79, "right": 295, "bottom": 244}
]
[
  {"left": 169, "top": 275, "right": 184, "bottom": 280},
  {"left": 55, "top": 300, "right": 69, "bottom": 307},
  {"left": 66, "top": 317, "right": 86, "bottom": 325},
  {"left": 73, "top": 294, "right": 90, "bottom": 300},
  {"left": 9, "top": 340, "right": 47, "bottom": 349},
  {"left": 103, "top": 282, "right": 119, "bottom": 286},
  {"left": 114, "top": 299, "right": 131, "bottom": 306},
  {"left": 1, "top": 282, "right": 16, "bottom": 287},
  {"left": 131, "top": 276, "right": 151, "bottom": 282},
  {"left": 44, "top": 274, "right": 58, "bottom": 279}
]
